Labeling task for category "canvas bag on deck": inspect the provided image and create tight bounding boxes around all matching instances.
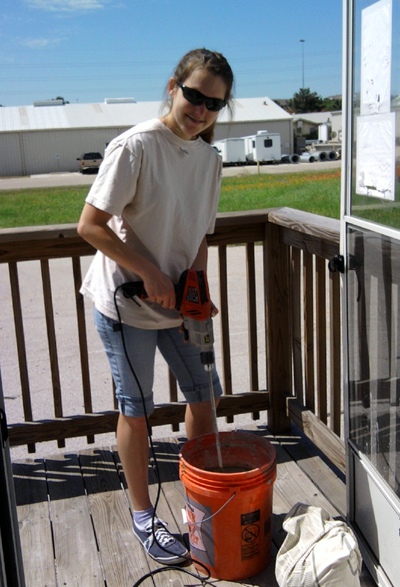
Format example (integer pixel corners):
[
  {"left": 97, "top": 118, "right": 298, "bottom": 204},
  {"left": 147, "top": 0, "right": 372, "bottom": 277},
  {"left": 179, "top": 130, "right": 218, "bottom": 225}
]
[{"left": 275, "top": 503, "right": 362, "bottom": 587}]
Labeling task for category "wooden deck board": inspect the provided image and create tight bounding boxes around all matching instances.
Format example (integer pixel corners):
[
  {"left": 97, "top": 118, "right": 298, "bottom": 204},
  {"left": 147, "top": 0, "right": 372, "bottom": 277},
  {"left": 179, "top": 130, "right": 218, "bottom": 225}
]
[
  {"left": 280, "top": 430, "right": 347, "bottom": 517},
  {"left": 46, "top": 453, "right": 105, "bottom": 587},
  {"left": 12, "top": 427, "right": 376, "bottom": 587},
  {"left": 13, "top": 459, "right": 57, "bottom": 587},
  {"left": 80, "top": 448, "right": 146, "bottom": 587}
]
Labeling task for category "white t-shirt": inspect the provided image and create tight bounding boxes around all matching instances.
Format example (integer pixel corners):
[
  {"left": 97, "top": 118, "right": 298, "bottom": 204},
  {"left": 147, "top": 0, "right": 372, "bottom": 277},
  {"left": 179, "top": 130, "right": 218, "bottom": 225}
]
[{"left": 80, "top": 118, "right": 222, "bottom": 329}]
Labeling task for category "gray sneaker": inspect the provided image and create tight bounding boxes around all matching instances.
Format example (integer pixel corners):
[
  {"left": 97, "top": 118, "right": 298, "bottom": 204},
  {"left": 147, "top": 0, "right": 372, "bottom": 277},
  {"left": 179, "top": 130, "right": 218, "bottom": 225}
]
[{"left": 133, "top": 518, "right": 188, "bottom": 565}]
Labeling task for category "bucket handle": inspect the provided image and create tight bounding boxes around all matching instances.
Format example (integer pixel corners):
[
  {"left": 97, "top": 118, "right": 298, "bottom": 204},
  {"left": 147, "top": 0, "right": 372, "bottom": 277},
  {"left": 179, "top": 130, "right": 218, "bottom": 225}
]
[{"left": 184, "top": 492, "right": 236, "bottom": 526}]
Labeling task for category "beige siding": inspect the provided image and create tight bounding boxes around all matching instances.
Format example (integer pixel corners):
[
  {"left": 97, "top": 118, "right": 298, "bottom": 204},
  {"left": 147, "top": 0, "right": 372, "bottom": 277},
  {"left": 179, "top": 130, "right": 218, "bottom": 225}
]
[
  {"left": 1, "top": 119, "right": 294, "bottom": 176},
  {"left": 1, "top": 127, "right": 131, "bottom": 176},
  {"left": 0, "top": 133, "right": 25, "bottom": 176},
  {"left": 21, "top": 128, "right": 130, "bottom": 175}
]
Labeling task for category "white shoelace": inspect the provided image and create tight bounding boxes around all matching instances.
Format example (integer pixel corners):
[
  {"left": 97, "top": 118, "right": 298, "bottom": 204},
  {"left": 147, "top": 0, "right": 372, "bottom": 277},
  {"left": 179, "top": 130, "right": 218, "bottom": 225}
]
[
  {"left": 142, "top": 519, "right": 176, "bottom": 548},
  {"left": 153, "top": 525, "right": 175, "bottom": 547}
]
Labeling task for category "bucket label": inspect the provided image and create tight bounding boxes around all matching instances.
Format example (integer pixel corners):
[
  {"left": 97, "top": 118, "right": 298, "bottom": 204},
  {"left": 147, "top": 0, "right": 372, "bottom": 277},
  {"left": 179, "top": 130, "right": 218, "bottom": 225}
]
[
  {"left": 186, "top": 499, "right": 214, "bottom": 564},
  {"left": 186, "top": 501, "right": 206, "bottom": 552},
  {"left": 241, "top": 510, "right": 261, "bottom": 560},
  {"left": 241, "top": 511, "right": 260, "bottom": 525}
]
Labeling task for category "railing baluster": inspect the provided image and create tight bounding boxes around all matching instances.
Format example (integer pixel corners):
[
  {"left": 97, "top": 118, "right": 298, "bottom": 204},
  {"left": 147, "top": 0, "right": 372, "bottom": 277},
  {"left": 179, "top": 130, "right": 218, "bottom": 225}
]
[
  {"left": 168, "top": 370, "right": 179, "bottom": 432},
  {"left": 303, "top": 251, "right": 315, "bottom": 412},
  {"left": 8, "top": 262, "right": 35, "bottom": 453},
  {"left": 246, "top": 242, "right": 260, "bottom": 420},
  {"left": 330, "top": 270, "right": 342, "bottom": 436},
  {"left": 316, "top": 256, "right": 327, "bottom": 424},
  {"left": 291, "top": 248, "right": 303, "bottom": 401},
  {"left": 218, "top": 244, "right": 233, "bottom": 423},
  {"left": 72, "top": 256, "right": 94, "bottom": 444},
  {"left": 40, "top": 259, "right": 65, "bottom": 448},
  {"left": 246, "top": 242, "right": 259, "bottom": 391}
]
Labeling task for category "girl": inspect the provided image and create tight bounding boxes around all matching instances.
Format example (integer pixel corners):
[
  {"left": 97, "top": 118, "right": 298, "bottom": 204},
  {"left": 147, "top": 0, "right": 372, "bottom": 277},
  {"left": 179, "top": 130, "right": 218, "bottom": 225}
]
[{"left": 78, "top": 48, "right": 234, "bottom": 565}]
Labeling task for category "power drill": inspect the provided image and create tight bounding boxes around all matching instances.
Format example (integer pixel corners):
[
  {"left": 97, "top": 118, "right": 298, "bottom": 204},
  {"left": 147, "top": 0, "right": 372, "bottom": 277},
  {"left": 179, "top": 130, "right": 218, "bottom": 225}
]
[{"left": 120, "top": 269, "right": 215, "bottom": 371}]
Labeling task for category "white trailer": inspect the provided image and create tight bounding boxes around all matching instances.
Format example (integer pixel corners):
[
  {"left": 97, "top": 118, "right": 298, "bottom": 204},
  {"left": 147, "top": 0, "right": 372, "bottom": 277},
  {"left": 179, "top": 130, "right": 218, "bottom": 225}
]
[
  {"left": 244, "top": 130, "right": 281, "bottom": 163},
  {"left": 213, "top": 138, "right": 246, "bottom": 165}
]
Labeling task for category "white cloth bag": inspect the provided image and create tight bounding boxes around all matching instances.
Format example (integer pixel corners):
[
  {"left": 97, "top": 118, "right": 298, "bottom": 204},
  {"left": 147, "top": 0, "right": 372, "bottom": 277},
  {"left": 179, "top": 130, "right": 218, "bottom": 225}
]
[{"left": 275, "top": 503, "right": 362, "bottom": 586}]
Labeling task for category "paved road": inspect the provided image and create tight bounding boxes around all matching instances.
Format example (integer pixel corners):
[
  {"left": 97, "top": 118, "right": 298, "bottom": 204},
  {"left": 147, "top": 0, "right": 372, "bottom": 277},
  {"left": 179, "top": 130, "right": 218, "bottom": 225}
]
[{"left": 0, "top": 159, "right": 341, "bottom": 191}]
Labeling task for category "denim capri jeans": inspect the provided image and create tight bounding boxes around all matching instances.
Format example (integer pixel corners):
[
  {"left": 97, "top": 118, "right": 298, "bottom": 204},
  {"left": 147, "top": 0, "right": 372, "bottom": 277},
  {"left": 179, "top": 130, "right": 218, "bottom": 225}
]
[{"left": 94, "top": 308, "right": 223, "bottom": 418}]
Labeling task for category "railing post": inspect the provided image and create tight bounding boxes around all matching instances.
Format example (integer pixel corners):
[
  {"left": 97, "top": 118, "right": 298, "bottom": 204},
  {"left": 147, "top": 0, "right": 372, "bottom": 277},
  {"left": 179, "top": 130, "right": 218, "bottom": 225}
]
[{"left": 264, "top": 220, "right": 292, "bottom": 433}]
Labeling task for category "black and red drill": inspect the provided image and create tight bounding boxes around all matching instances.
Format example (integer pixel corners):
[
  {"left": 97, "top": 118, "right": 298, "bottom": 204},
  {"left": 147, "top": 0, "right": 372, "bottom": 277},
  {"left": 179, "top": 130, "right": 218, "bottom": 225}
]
[{"left": 121, "top": 269, "right": 215, "bottom": 371}]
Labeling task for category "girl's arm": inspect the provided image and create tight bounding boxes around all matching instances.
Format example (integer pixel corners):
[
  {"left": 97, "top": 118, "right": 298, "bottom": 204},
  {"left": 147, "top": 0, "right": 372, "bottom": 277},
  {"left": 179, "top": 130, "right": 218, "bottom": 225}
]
[
  {"left": 78, "top": 202, "right": 176, "bottom": 309},
  {"left": 190, "top": 235, "right": 208, "bottom": 271}
]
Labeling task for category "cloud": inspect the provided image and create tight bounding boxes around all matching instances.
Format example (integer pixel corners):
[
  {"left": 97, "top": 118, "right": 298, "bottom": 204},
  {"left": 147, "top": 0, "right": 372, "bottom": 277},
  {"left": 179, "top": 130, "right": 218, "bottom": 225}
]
[
  {"left": 21, "top": 37, "right": 63, "bottom": 48},
  {"left": 24, "top": 0, "right": 111, "bottom": 11}
]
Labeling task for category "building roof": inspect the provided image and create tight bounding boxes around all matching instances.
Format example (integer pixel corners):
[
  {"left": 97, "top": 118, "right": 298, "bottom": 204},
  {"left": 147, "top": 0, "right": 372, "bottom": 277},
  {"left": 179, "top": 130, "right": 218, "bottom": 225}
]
[
  {"left": 292, "top": 112, "right": 332, "bottom": 125},
  {"left": 0, "top": 96, "right": 292, "bottom": 133},
  {"left": 220, "top": 96, "right": 293, "bottom": 123}
]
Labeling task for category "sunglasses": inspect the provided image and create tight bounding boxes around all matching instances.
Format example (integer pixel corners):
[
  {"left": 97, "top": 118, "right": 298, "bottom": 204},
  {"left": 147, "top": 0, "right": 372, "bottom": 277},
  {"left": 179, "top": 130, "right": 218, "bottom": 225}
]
[{"left": 176, "top": 81, "right": 226, "bottom": 112}]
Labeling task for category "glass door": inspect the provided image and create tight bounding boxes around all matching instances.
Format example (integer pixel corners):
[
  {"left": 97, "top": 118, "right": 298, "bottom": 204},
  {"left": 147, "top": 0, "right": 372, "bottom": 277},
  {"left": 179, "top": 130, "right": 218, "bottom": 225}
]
[{"left": 343, "top": 1, "right": 400, "bottom": 586}]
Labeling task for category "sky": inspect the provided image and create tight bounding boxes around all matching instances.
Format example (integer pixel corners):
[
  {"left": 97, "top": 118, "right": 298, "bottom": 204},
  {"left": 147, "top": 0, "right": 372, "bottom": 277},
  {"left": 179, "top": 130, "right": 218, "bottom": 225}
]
[{"left": 0, "top": 0, "right": 343, "bottom": 107}]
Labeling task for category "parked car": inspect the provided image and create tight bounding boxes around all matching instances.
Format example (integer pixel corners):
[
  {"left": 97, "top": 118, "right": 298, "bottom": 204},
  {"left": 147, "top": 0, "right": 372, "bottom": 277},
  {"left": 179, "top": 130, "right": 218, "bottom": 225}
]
[{"left": 77, "top": 152, "right": 103, "bottom": 173}]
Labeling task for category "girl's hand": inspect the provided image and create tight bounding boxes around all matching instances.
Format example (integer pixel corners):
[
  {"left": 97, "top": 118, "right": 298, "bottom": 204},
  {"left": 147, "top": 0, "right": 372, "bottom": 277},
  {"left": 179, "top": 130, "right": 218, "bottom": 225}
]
[
  {"left": 210, "top": 301, "right": 219, "bottom": 317},
  {"left": 143, "top": 270, "right": 176, "bottom": 310}
]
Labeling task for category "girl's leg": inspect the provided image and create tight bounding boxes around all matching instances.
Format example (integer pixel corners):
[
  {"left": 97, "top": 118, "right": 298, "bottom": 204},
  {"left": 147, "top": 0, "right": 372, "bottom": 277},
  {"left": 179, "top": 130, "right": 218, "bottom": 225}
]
[
  {"left": 94, "top": 311, "right": 188, "bottom": 564},
  {"left": 117, "top": 414, "right": 152, "bottom": 510},
  {"left": 157, "top": 327, "right": 223, "bottom": 439},
  {"left": 93, "top": 309, "right": 156, "bottom": 510},
  {"left": 185, "top": 398, "right": 220, "bottom": 440}
]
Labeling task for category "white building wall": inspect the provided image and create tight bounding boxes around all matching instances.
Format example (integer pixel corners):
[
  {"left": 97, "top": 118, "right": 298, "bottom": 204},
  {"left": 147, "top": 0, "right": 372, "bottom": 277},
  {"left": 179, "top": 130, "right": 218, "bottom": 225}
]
[
  {"left": 0, "top": 118, "right": 293, "bottom": 176},
  {"left": 21, "top": 127, "right": 129, "bottom": 175},
  {"left": 0, "top": 127, "right": 130, "bottom": 176},
  {"left": 0, "top": 134, "right": 24, "bottom": 176},
  {"left": 331, "top": 112, "right": 343, "bottom": 143}
]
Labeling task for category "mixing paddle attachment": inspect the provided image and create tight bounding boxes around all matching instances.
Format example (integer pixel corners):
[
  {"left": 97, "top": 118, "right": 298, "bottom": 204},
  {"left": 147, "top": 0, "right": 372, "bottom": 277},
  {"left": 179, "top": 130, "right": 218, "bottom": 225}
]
[{"left": 208, "top": 369, "right": 223, "bottom": 469}]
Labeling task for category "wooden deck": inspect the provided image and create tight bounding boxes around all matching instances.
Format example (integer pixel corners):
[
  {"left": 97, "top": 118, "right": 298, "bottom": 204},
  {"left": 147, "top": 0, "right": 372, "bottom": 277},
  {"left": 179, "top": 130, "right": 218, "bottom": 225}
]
[{"left": 12, "top": 426, "right": 376, "bottom": 587}]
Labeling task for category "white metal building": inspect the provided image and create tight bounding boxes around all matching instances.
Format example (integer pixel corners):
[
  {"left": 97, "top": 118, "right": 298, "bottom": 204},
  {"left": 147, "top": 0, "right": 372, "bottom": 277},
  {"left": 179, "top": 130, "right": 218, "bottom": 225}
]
[{"left": 0, "top": 97, "right": 293, "bottom": 177}]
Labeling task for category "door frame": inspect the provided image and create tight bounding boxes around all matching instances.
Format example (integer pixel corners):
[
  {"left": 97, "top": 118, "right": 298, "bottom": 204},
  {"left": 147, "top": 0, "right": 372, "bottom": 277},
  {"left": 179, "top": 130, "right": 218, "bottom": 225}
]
[{"left": 342, "top": 2, "right": 400, "bottom": 586}]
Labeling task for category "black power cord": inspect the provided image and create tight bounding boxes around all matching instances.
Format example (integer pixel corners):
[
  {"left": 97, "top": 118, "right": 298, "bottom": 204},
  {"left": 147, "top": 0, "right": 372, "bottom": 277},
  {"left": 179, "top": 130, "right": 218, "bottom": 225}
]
[{"left": 113, "top": 286, "right": 212, "bottom": 587}]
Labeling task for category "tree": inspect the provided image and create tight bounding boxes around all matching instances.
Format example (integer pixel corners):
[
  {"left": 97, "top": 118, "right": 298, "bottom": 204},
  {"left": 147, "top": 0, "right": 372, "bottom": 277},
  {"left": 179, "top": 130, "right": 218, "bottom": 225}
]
[
  {"left": 287, "top": 88, "right": 324, "bottom": 113},
  {"left": 54, "top": 96, "right": 70, "bottom": 104},
  {"left": 322, "top": 96, "right": 342, "bottom": 111}
]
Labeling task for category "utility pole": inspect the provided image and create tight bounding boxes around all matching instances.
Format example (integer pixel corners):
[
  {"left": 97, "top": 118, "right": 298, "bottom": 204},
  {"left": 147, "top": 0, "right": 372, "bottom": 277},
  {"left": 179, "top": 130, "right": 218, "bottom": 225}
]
[{"left": 299, "top": 39, "right": 305, "bottom": 88}]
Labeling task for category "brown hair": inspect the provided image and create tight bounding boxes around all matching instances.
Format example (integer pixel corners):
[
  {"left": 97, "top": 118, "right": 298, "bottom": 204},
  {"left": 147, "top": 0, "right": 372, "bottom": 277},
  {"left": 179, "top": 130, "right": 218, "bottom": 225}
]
[{"left": 163, "top": 48, "right": 234, "bottom": 144}]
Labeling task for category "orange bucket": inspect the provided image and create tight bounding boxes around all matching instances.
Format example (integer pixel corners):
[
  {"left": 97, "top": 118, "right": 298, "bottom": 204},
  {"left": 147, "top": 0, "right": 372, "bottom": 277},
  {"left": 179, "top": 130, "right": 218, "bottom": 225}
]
[{"left": 179, "top": 431, "right": 276, "bottom": 580}]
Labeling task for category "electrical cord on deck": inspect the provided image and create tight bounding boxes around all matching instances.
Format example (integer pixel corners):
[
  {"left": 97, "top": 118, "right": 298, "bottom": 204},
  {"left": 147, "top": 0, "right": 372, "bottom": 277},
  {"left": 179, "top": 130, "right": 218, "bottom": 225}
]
[{"left": 113, "top": 286, "right": 212, "bottom": 587}]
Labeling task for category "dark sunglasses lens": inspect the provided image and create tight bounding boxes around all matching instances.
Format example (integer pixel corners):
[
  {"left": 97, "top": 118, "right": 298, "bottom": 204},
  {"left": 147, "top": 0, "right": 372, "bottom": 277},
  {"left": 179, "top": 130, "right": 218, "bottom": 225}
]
[
  {"left": 206, "top": 98, "right": 225, "bottom": 112},
  {"left": 181, "top": 85, "right": 225, "bottom": 112},
  {"left": 183, "top": 87, "right": 204, "bottom": 106}
]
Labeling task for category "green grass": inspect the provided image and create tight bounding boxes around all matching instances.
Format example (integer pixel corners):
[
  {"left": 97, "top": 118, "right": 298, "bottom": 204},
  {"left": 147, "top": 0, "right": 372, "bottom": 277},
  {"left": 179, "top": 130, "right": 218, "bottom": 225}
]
[
  {"left": 219, "top": 168, "right": 341, "bottom": 218},
  {"left": 0, "top": 169, "right": 342, "bottom": 229},
  {"left": 0, "top": 186, "right": 89, "bottom": 228}
]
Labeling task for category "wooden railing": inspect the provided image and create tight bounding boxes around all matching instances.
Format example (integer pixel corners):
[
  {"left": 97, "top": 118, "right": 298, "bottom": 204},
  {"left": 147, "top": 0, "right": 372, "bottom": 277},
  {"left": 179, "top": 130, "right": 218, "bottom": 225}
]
[{"left": 0, "top": 208, "right": 342, "bottom": 467}]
